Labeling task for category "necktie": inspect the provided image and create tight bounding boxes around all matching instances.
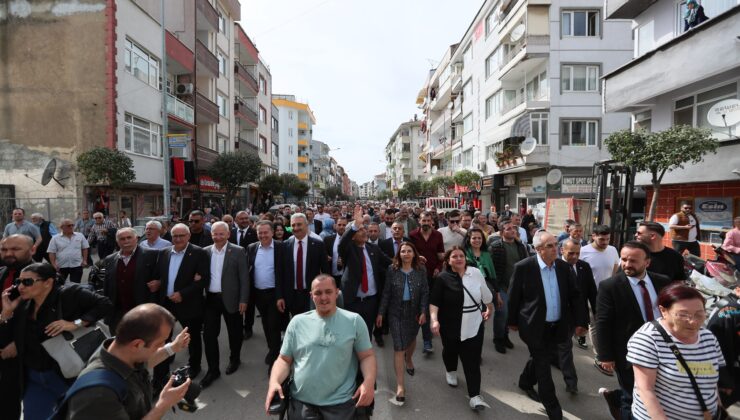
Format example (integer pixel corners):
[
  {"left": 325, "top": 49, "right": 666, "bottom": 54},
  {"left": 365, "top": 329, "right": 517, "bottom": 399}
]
[
  {"left": 239, "top": 230, "right": 245, "bottom": 245},
  {"left": 361, "top": 248, "right": 369, "bottom": 293},
  {"left": 394, "top": 240, "right": 400, "bottom": 256},
  {"left": 296, "top": 240, "right": 304, "bottom": 290},
  {"left": 638, "top": 280, "right": 654, "bottom": 321}
]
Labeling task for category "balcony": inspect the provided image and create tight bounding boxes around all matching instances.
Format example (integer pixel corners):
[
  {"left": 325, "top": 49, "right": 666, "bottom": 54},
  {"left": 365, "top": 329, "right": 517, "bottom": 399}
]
[
  {"left": 196, "top": 144, "right": 219, "bottom": 170},
  {"left": 235, "top": 24, "right": 259, "bottom": 65},
  {"left": 234, "top": 100, "right": 258, "bottom": 127},
  {"left": 196, "top": 39, "right": 218, "bottom": 77},
  {"left": 195, "top": 91, "right": 219, "bottom": 125},
  {"left": 605, "top": 0, "right": 659, "bottom": 19},
  {"left": 298, "top": 122, "right": 308, "bottom": 130},
  {"left": 196, "top": 0, "right": 218, "bottom": 32},
  {"left": 297, "top": 155, "right": 309, "bottom": 163},
  {"left": 499, "top": 35, "right": 549, "bottom": 81},
  {"left": 238, "top": 137, "right": 259, "bottom": 154},
  {"left": 297, "top": 173, "right": 309, "bottom": 181},
  {"left": 221, "top": 0, "right": 240, "bottom": 19},
  {"left": 297, "top": 139, "right": 309, "bottom": 147},
  {"left": 235, "top": 61, "right": 258, "bottom": 94},
  {"left": 167, "top": 94, "right": 194, "bottom": 125},
  {"left": 166, "top": 31, "right": 194, "bottom": 74},
  {"left": 451, "top": 95, "right": 463, "bottom": 122}
]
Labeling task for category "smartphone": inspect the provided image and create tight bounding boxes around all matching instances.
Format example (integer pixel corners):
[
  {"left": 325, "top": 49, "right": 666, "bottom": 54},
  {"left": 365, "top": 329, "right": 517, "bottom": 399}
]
[{"left": 8, "top": 285, "right": 20, "bottom": 301}]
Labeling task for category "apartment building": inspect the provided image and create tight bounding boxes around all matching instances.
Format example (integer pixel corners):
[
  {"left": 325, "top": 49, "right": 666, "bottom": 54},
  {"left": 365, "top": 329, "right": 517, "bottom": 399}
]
[
  {"left": 418, "top": 0, "right": 633, "bottom": 211},
  {"left": 310, "top": 139, "right": 332, "bottom": 199},
  {"left": 374, "top": 173, "right": 387, "bottom": 195},
  {"left": 603, "top": 1, "right": 740, "bottom": 249},
  {"left": 273, "top": 95, "right": 316, "bottom": 183},
  {"left": 385, "top": 120, "right": 425, "bottom": 191}
]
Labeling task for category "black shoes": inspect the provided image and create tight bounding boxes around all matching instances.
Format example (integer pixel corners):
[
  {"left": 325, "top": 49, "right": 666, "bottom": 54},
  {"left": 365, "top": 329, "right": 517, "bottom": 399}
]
[
  {"left": 566, "top": 384, "right": 579, "bottom": 395},
  {"left": 199, "top": 371, "right": 220, "bottom": 389},
  {"left": 189, "top": 366, "right": 201, "bottom": 379},
  {"left": 494, "top": 339, "right": 506, "bottom": 354},
  {"left": 519, "top": 385, "right": 541, "bottom": 402},
  {"left": 576, "top": 336, "right": 588, "bottom": 349},
  {"left": 243, "top": 329, "right": 253, "bottom": 340},
  {"left": 225, "top": 360, "right": 240, "bottom": 375},
  {"left": 503, "top": 336, "right": 514, "bottom": 349}
]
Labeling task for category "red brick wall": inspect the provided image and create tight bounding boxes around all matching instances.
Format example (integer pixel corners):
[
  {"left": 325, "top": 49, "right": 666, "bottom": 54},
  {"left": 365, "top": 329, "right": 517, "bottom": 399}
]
[{"left": 646, "top": 180, "right": 740, "bottom": 259}]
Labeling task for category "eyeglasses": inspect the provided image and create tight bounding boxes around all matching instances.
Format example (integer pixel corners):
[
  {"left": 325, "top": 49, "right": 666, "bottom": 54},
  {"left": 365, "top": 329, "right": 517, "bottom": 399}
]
[
  {"left": 671, "top": 311, "right": 706, "bottom": 322},
  {"left": 171, "top": 234, "right": 189, "bottom": 239},
  {"left": 448, "top": 220, "right": 460, "bottom": 224},
  {"left": 14, "top": 277, "right": 45, "bottom": 287},
  {"left": 538, "top": 243, "right": 557, "bottom": 249}
]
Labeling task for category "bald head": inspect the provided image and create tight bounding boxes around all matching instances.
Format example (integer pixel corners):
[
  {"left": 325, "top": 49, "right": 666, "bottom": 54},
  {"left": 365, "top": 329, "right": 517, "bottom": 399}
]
[{"left": 1, "top": 234, "right": 34, "bottom": 267}]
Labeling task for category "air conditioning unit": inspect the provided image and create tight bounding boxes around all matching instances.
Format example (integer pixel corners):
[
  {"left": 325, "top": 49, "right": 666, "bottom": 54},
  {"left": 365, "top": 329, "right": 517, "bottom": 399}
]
[
  {"left": 477, "top": 162, "right": 487, "bottom": 172},
  {"left": 176, "top": 83, "right": 194, "bottom": 95}
]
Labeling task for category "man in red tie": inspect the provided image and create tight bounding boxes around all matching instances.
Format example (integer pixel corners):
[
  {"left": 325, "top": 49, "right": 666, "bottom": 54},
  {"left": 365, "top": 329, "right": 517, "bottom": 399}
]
[{"left": 339, "top": 206, "right": 392, "bottom": 346}]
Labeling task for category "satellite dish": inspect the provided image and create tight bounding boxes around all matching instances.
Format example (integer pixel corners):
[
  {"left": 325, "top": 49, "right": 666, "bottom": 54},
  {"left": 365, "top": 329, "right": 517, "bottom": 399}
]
[
  {"left": 520, "top": 137, "right": 537, "bottom": 155},
  {"left": 707, "top": 99, "right": 740, "bottom": 127},
  {"left": 431, "top": 165, "right": 438, "bottom": 174},
  {"left": 546, "top": 168, "right": 562, "bottom": 185},
  {"left": 510, "top": 24, "right": 525, "bottom": 42},
  {"left": 39, "top": 159, "right": 68, "bottom": 187}
]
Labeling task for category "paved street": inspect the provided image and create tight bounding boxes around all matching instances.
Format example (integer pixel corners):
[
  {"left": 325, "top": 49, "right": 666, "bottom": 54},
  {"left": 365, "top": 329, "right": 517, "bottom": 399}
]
[{"left": 168, "top": 317, "right": 621, "bottom": 420}]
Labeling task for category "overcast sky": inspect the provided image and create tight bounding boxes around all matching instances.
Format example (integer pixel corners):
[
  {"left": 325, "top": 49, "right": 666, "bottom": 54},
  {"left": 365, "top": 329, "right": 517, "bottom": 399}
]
[{"left": 240, "top": 0, "right": 482, "bottom": 185}]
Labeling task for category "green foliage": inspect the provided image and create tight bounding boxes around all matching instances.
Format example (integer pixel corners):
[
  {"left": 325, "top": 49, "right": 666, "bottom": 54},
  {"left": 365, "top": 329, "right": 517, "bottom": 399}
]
[
  {"left": 403, "top": 180, "right": 424, "bottom": 198},
  {"left": 324, "top": 186, "right": 343, "bottom": 200},
  {"left": 279, "top": 173, "right": 310, "bottom": 200},
  {"left": 421, "top": 180, "right": 435, "bottom": 197},
  {"left": 209, "top": 151, "right": 262, "bottom": 207},
  {"left": 453, "top": 169, "right": 481, "bottom": 187},
  {"left": 76, "top": 147, "right": 135, "bottom": 189},
  {"left": 430, "top": 176, "right": 455, "bottom": 192},
  {"left": 259, "top": 173, "right": 283, "bottom": 196},
  {"left": 375, "top": 190, "right": 392, "bottom": 201}
]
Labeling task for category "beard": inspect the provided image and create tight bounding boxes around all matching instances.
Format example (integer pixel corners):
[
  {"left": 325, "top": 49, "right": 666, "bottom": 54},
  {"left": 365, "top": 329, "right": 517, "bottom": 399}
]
[{"left": 421, "top": 224, "right": 431, "bottom": 231}]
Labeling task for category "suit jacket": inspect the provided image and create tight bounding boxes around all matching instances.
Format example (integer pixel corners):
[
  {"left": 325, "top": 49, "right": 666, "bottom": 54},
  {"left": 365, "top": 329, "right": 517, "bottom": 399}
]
[
  {"left": 594, "top": 271, "right": 672, "bottom": 364},
  {"left": 339, "top": 227, "right": 392, "bottom": 307},
  {"left": 507, "top": 256, "right": 587, "bottom": 345},
  {"left": 309, "top": 219, "right": 323, "bottom": 235},
  {"left": 378, "top": 237, "right": 410, "bottom": 259},
  {"left": 247, "top": 240, "right": 284, "bottom": 290},
  {"left": 205, "top": 242, "right": 249, "bottom": 314},
  {"left": 572, "top": 259, "right": 597, "bottom": 317},
  {"left": 276, "top": 235, "right": 329, "bottom": 309},
  {"left": 230, "top": 226, "right": 258, "bottom": 248},
  {"left": 157, "top": 243, "right": 210, "bottom": 320},
  {"left": 101, "top": 247, "right": 159, "bottom": 322}
]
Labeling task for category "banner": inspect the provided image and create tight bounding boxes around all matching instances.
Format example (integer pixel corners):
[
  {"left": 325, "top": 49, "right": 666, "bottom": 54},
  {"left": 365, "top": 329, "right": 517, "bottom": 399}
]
[{"left": 694, "top": 197, "right": 734, "bottom": 228}]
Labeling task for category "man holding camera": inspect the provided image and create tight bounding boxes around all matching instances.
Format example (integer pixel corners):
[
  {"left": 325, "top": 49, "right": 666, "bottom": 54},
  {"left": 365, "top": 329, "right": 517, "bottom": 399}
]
[{"left": 62, "top": 304, "right": 192, "bottom": 419}]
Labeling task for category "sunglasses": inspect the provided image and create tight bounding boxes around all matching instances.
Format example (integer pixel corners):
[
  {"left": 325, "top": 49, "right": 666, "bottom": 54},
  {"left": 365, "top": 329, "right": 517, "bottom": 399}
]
[
  {"left": 14, "top": 277, "right": 45, "bottom": 287},
  {"left": 448, "top": 220, "right": 460, "bottom": 224}
]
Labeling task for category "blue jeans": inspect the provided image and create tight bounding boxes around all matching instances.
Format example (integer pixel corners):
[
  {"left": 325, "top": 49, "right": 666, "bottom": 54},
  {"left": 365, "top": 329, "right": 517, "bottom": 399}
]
[
  {"left": 24, "top": 368, "right": 70, "bottom": 420},
  {"left": 493, "top": 291, "right": 509, "bottom": 340}
]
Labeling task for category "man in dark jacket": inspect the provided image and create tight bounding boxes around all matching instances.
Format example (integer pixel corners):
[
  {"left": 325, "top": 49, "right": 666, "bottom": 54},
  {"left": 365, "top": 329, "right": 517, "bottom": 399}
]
[
  {"left": 488, "top": 218, "right": 529, "bottom": 353},
  {"left": 31, "top": 213, "right": 55, "bottom": 262},
  {"left": 187, "top": 210, "right": 213, "bottom": 248}
]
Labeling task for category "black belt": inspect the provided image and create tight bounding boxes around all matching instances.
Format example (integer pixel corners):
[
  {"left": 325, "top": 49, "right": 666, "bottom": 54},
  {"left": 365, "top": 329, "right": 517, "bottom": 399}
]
[
  {"left": 207, "top": 291, "right": 222, "bottom": 297},
  {"left": 356, "top": 295, "right": 377, "bottom": 302},
  {"left": 544, "top": 321, "right": 560, "bottom": 329}
]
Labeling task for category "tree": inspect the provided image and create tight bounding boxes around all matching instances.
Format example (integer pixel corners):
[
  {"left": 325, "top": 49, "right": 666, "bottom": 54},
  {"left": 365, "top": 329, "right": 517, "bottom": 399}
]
[
  {"left": 453, "top": 169, "right": 481, "bottom": 187},
  {"left": 324, "top": 186, "right": 343, "bottom": 201},
  {"left": 430, "top": 176, "right": 455, "bottom": 195},
  {"left": 76, "top": 147, "right": 136, "bottom": 189},
  {"left": 403, "top": 180, "right": 424, "bottom": 199},
  {"left": 259, "top": 173, "right": 283, "bottom": 196},
  {"left": 605, "top": 125, "right": 717, "bottom": 221},
  {"left": 280, "top": 173, "right": 310, "bottom": 201},
  {"left": 209, "top": 151, "right": 262, "bottom": 208}
]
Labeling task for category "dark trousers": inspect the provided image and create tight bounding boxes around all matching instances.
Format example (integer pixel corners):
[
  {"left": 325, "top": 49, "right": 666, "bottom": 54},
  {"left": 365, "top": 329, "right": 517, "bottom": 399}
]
[
  {"left": 346, "top": 295, "right": 379, "bottom": 343},
  {"left": 97, "top": 242, "right": 113, "bottom": 260},
  {"left": 440, "top": 323, "right": 484, "bottom": 398},
  {"left": 551, "top": 333, "right": 577, "bottom": 388},
  {"left": 153, "top": 315, "right": 203, "bottom": 390},
  {"left": 58, "top": 266, "right": 83, "bottom": 284},
  {"left": 254, "top": 288, "right": 282, "bottom": 365},
  {"left": 614, "top": 359, "right": 635, "bottom": 420},
  {"left": 243, "top": 288, "right": 256, "bottom": 333},
  {"left": 673, "top": 240, "right": 701, "bottom": 256},
  {"left": 0, "top": 356, "right": 21, "bottom": 420},
  {"left": 289, "top": 290, "right": 312, "bottom": 317},
  {"left": 520, "top": 323, "right": 564, "bottom": 420},
  {"left": 204, "top": 293, "right": 243, "bottom": 372},
  {"left": 289, "top": 397, "right": 355, "bottom": 420}
]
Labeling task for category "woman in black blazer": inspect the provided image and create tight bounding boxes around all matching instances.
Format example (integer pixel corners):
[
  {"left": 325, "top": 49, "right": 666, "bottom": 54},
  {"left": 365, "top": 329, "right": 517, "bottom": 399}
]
[
  {"left": 0, "top": 262, "right": 112, "bottom": 420},
  {"left": 376, "top": 242, "right": 428, "bottom": 404}
]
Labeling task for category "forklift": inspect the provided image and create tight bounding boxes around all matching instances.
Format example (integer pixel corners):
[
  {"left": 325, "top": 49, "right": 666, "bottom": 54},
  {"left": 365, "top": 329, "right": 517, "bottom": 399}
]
[{"left": 588, "top": 160, "right": 636, "bottom": 250}]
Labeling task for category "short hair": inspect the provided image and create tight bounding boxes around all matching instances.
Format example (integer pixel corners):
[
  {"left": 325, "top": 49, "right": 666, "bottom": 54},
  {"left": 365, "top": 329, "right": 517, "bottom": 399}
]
[
  {"left": 31, "top": 212, "right": 44, "bottom": 219},
  {"left": 93, "top": 212, "right": 104, "bottom": 219},
  {"left": 570, "top": 223, "right": 583, "bottom": 230},
  {"left": 639, "top": 221, "right": 665, "bottom": 237},
  {"left": 170, "top": 223, "right": 189, "bottom": 235},
  {"left": 561, "top": 238, "right": 583, "bottom": 249},
  {"left": 311, "top": 274, "right": 337, "bottom": 289},
  {"left": 461, "top": 210, "right": 473, "bottom": 218},
  {"left": 116, "top": 227, "right": 137, "bottom": 239},
  {"left": 21, "top": 262, "right": 57, "bottom": 283},
  {"left": 499, "top": 218, "right": 513, "bottom": 228},
  {"left": 443, "top": 246, "right": 467, "bottom": 268},
  {"left": 592, "top": 224, "right": 611, "bottom": 235},
  {"left": 420, "top": 211, "right": 433, "bottom": 219},
  {"left": 448, "top": 210, "right": 461, "bottom": 219},
  {"left": 115, "top": 304, "right": 176, "bottom": 346},
  {"left": 189, "top": 210, "right": 205, "bottom": 218},
  {"left": 369, "top": 222, "right": 379, "bottom": 228},
  {"left": 146, "top": 220, "right": 162, "bottom": 230},
  {"left": 235, "top": 211, "right": 249, "bottom": 218},
  {"left": 211, "top": 221, "right": 230, "bottom": 233},
  {"left": 290, "top": 213, "right": 308, "bottom": 224},
  {"left": 532, "top": 230, "right": 551, "bottom": 248},
  {"left": 13, "top": 208, "right": 25, "bottom": 214},
  {"left": 657, "top": 283, "right": 705, "bottom": 309},
  {"left": 621, "top": 240, "right": 651, "bottom": 258},
  {"left": 564, "top": 219, "right": 576, "bottom": 227},
  {"left": 255, "top": 220, "right": 274, "bottom": 231}
]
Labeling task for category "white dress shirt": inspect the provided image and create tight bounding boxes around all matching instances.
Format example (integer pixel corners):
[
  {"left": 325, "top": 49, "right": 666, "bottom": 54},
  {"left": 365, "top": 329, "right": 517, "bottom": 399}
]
[
  {"left": 627, "top": 273, "right": 660, "bottom": 321},
  {"left": 209, "top": 244, "right": 227, "bottom": 293},
  {"left": 255, "top": 240, "right": 276, "bottom": 289}
]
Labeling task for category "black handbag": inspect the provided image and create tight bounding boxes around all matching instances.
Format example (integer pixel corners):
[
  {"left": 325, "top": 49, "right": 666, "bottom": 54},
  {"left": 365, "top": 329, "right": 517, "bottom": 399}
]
[{"left": 651, "top": 320, "right": 732, "bottom": 420}]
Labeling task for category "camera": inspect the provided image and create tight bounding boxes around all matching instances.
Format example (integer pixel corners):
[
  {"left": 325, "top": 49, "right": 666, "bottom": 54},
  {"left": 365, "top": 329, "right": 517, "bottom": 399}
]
[
  {"left": 8, "top": 285, "right": 20, "bottom": 301},
  {"left": 171, "top": 366, "right": 201, "bottom": 412}
]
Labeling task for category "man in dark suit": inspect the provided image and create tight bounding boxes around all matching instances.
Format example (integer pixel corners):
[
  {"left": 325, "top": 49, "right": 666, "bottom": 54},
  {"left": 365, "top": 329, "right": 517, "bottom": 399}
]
[
  {"left": 276, "top": 213, "right": 329, "bottom": 316},
  {"left": 153, "top": 222, "right": 210, "bottom": 389},
  {"left": 324, "top": 216, "right": 348, "bottom": 286},
  {"left": 305, "top": 208, "right": 323, "bottom": 235},
  {"left": 231, "top": 211, "right": 258, "bottom": 338},
  {"left": 595, "top": 241, "right": 672, "bottom": 420},
  {"left": 201, "top": 222, "right": 249, "bottom": 388},
  {"left": 100, "top": 227, "right": 159, "bottom": 333},
  {"left": 340, "top": 206, "right": 392, "bottom": 347},
  {"left": 248, "top": 220, "right": 285, "bottom": 371},
  {"left": 508, "top": 230, "right": 587, "bottom": 420},
  {"left": 378, "top": 221, "right": 409, "bottom": 259},
  {"left": 551, "top": 238, "right": 598, "bottom": 394}
]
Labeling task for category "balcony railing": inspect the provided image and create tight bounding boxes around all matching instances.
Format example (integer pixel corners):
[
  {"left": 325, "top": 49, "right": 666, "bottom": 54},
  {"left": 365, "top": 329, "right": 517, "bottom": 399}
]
[
  {"left": 238, "top": 137, "right": 259, "bottom": 154},
  {"left": 196, "top": 0, "right": 218, "bottom": 32},
  {"left": 235, "top": 61, "right": 258, "bottom": 93},
  {"left": 196, "top": 39, "right": 218, "bottom": 77},
  {"left": 195, "top": 91, "right": 219, "bottom": 124},
  {"left": 167, "top": 94, "right": 194, "bottom": 124},
  {"left": 234, "top": 100, "right": 258, "bottom": 126},
  {"left": 196, "top": 144, "right": 219, "bottom": 170}
]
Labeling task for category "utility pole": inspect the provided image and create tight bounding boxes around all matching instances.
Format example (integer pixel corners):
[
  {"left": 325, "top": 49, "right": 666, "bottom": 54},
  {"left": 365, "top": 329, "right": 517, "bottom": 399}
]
[{"left": 161, "top": 0, "right": 171, "bottom": 217}]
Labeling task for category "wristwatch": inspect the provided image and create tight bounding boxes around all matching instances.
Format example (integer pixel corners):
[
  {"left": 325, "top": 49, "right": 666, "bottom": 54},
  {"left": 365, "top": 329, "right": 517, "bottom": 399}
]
[{"left": 74, "top": 319, "right": 84, "bottom": 328}]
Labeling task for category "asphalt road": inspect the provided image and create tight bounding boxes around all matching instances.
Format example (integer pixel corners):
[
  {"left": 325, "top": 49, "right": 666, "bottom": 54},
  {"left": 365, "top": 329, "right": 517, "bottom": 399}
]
[{"left": 166, "top": 317, "right": 633, "bottom": 420}]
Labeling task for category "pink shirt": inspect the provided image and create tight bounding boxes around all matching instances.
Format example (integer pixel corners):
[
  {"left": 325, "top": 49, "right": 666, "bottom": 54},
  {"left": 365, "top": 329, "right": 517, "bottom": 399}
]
[{"left": 723, "top": 229, "right": 740, "bottom": 254}]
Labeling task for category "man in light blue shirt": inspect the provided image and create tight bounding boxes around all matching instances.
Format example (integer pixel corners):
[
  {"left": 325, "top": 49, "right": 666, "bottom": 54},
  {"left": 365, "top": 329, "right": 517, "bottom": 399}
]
[
  {"left": 3, "top": 208, "right": 41, "bottom": 251},
  {"left": 140, "top": 221, "right": 172, "bottom": 250}
]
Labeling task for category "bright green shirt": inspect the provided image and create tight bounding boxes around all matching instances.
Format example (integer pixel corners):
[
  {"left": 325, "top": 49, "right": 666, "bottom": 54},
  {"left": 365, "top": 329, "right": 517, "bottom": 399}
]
[{"left": 280, "top": 308, "right": 372, "bottom": 406}]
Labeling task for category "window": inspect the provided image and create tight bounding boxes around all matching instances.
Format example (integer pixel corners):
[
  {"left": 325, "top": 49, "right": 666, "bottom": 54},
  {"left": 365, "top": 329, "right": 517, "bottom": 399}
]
[
  {"left": 502, "top": 89, "right": 518, "bottom": 113},
  {"left": 217, "top": 51, "right": 226, "bottom": 75},
  {"left": 259, "top": 75, "right": 267, "bottom": 94},
  {"left": 289, "top": 163, "right": 293, "bottom": 172},
  {"left": 463, "top": 149, "right": 473, "bottom": 167},
  {"left": 217, "top": 137, "right": 228, "bottom": 153},
  {"left": 259, "top": 106, "right": 267, "bottom": 123},
  {"left": 124, "top": 38, "right": 159, "bottom": 89},
  {"left": 463, "top": 44, "right": 473, "bottom": 67},
  {"left": 218, "top": 13, "right": 226, "bottom": 34},
  {"left": 463, "top": 114, "right": 473, "bottom": 134},
  {"left": 635, "top": 21, "right": 654, "bottom": 57},
  {"left": 531, "top": 113, "right": 549, "bottom": 145},
  {"left": 288, "top": 111, "right": 294, "bottom": 120},
  {"left": 674, "top": 82, "right": 738, "bottom": 141},
  {"left": 633, "top": 110, "right": 652, "bottom": 132},
  {"left": 485, "top": 92, "right": 501, "bottom": 120},
  {"left": 526, "top": 71, "right": 549, "bottom": 100},
  {"left": 271, "top": 116, "right": 278, "bottom": 131},
  {"left": 288, "top": 128, "right": 293, "bottom": 137},
  {"left": 123, "top": 114, "right": 162, "bottom": 157},
  {"left": 485, "top": 51, "right": 499, "bottom": 78},
  {"left": 561, "top": 120, "right": 598, "bottom": 146},
  {"left": 485, "top": 10, "right": 497, "bottom": 37},
  {"left": 217, "top": 94, "right": 227, "bottom": 117},
  {"left": 463, "top": 79, "right": 473, "bottom": 99},
  {"left": 561, "top": 10, "right": 600, "bottom": 37},
  {"left": 260, "top": 135, "right": 267, "bottom": 152},
  {"left": 561, "top": 65, "right": 599, "bottom": 92}
]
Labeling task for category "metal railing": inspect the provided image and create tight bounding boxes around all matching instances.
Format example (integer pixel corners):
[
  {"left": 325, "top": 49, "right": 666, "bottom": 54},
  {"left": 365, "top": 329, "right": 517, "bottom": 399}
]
[{"left": 166, "top": 94, "right": 194, "bottom": 124}]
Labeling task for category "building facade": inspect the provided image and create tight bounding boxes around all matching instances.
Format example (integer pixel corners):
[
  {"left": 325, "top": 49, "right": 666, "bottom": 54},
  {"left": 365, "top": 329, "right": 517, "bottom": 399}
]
[
  {"left": 273, "top": 95, "right": 315, "bottom": 183},
  {"left": 385, "top": 120, "right": 425, "bottom": 192},
  {"left": 603, "top": 1, "right": 740, "bottom": 254}
]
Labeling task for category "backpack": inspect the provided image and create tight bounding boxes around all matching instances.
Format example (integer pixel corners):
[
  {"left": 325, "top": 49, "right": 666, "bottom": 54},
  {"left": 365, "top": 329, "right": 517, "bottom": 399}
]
[{"left": 49, "top": 368, "right": 127, "bottom": 420}]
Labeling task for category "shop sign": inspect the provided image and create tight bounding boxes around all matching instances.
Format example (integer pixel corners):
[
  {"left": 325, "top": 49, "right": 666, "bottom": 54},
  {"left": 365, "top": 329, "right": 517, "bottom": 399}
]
[
  {"left": 561, "top": 176, "right": 593, "bottom": 194},
  {"left": 520, "top": 176, "right": 546, "bottom": 194},
  {"left": 694, "top": 197, "right": 733, "bottom": 228},
  {"left": 481, "top": 176, "right": 494, "bottom": 188},
  {"left": 503, "top": 174, "right": 516, "bottom": 187},
  {"left": 199, "top": 175, "right": 222, "bottom": 192}
]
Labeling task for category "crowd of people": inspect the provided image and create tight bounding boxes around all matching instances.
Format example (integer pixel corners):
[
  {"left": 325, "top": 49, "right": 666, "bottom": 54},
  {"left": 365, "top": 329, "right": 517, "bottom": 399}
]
[{"left": 1, "top": 199, "right": 739, "bottom": 419}]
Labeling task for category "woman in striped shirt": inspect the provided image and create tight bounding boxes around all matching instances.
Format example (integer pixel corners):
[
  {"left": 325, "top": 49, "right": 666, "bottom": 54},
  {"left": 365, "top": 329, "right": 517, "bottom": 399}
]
[{"left": 627, "top": 284, "right": 726, "bottom": 419}]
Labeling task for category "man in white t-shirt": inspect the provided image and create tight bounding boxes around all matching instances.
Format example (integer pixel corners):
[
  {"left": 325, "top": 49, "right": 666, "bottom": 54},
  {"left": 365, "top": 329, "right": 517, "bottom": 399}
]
[
  {"left": 437, "top": 210, "right": 467, "bottom": 251},
  {"left": 511, "top": 214, "right": 529, "bottom": 245},
  {"left": 579, "top": 224, "right": 620, "bottom": 369}
]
